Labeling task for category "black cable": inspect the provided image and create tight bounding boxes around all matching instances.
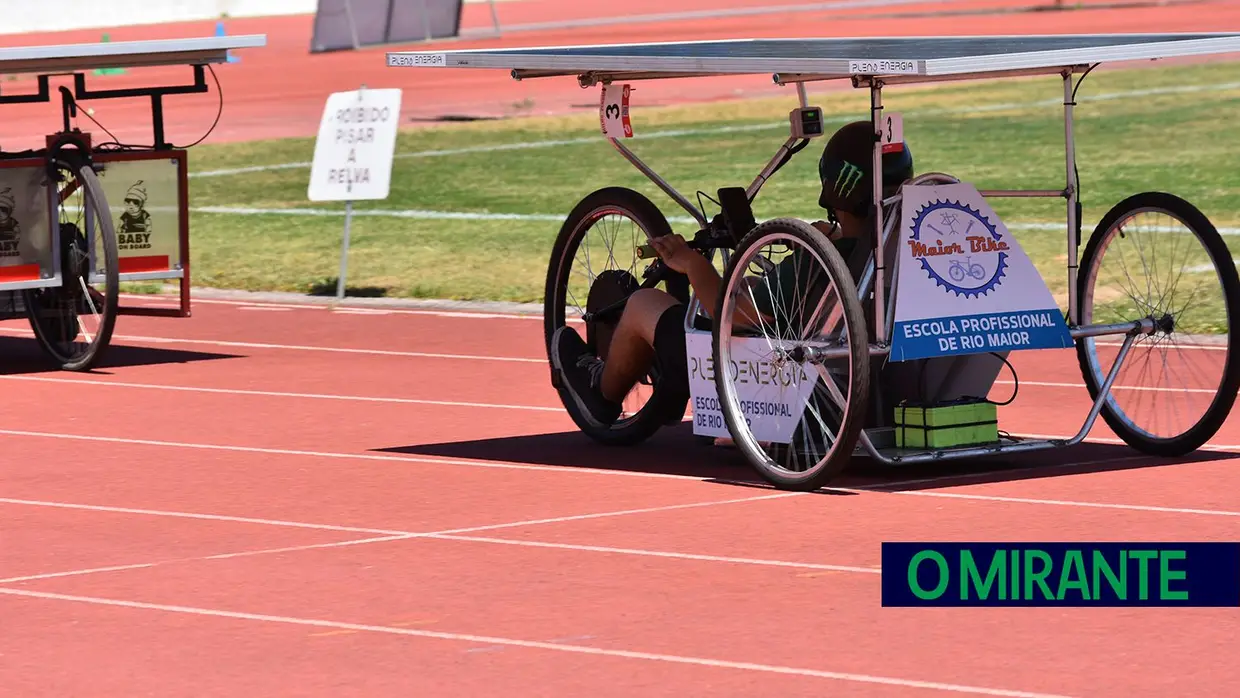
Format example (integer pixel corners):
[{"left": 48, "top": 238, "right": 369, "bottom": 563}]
[
  {"left": 984, "top": 351, "right": 1019, "bottom": 406},
  {"left": 1068, "top": 64, "right": 1097, "bottom": 247},
  {"left": 173, "top": 64, "right": 224, "bottom": 149},
  {"left": 69, "top": 63, "right": 225, "bottom": 152}
]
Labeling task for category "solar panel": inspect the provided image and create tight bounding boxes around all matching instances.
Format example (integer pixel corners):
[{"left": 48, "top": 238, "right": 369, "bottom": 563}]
[
  {"left": 0, "top": 36, "right": 268, "bottom": 76},
  {"left": 387, "top": 32, "right": 1240, "bottom": 81}
]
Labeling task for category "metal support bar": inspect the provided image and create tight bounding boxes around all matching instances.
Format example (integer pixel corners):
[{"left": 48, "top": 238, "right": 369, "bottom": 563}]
[
  {"left": 562, "top": 70, "right": 724, "bottom": 87},
  {"left": 1066, "top": 332, "right": 1136, "bottom": 445},
  {"left": 68, "top": 65, "right": 208, "bottom": 150},
  {"left": 978, "top": 189, "right": 1067, "bottom": 198},
  {"left": 1063, "top": 71, "right": 1082, "bottom": 325},
  {"left": 0, "top": 75, "right": 51, "bottom": 106},
  {"left": 844, "top": 65, "right": 1088, "bottom": 89},
  {"left": 869, "top": 81, "right": 886, "bottom": 345},
  {"left": 797, "top": 318, "right": 1151, "bottom": 364},
  {"left": 856, "top": 330, "right": 1138, "bottom": 466},
  {"left": 72, "top": 65, "right": 207, "bottom": 100},
  {"left": 609, "top": 138, "right": 707, "bottom": 227},
  {"left": 747, "top": 136, "right": 798, "bottom": 201}
]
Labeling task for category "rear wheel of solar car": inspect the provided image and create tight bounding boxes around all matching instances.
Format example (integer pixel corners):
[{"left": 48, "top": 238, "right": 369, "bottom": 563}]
[{"left": 544, "top": 187, "right": 691, "bottom": 446}]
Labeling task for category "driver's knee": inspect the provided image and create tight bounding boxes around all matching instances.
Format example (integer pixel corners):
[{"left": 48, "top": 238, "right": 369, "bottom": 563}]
[{"left": 618, "top": 287, "right": 681, "bottom": 345}]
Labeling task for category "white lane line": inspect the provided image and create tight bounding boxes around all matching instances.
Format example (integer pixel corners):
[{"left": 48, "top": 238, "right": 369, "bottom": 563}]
[
  {"left": 851, "top": 455, "right": 1153, "bottom": 491},
  {"left": 0, "top": 493, "right": 804, "bottom": 583},
  {"left": 878, "top": 489, "right": 1240, "bottom": 517},
  {"left": 426, "top": 534, "right": 878, "bottom": 574},
  {"left": 0, "top": 326, "right": 545, "bottom": 363},
  {"left": 997, "top": 379, "right": 1220, "bottom": 395},
  {"left": 0, "top": 497, "right": 411, "bottom": 536},
  {"left": 3, "top": 426, "right": 1238, "bottom": 504},
  {"left": 119, "top": 293, "right": 555, "bottom": 319},
  {"left": 174, "top": 202, "right": 1240, "bottom": 236},
  {"left": 0, "top": 429, "right": 697, "bottom": 481},
  {"left": 0, "top": 588, "right": 1073, "bottom": 697},
  {"left": 0, "top": 534, "right": 417, "bottom": 584},
  {"left": 0, "top": 375, "right": 561, "bottom": 413},
  {"left": 0, "top": 370, "right": 1222, "bottom": 415},
  {"left": 1009, "top": 431, "right": 1240, "bottom": 453}
]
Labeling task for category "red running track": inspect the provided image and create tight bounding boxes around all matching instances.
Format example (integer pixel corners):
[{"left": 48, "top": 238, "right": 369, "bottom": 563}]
[
  {"left": 2, "top": 1, "right": 1239, "bottom": 695},
  {"left": 1, "top": 296, "right": 1238, "bottom": 697}
]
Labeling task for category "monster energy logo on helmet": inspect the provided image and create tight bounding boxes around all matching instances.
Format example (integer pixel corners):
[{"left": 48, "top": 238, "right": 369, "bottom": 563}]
[
  {"left": 833, "top": 161, "right": 864, "bottom": 200},
  {"left": 817, "top": 120, "right": 915, "bottom": 215}
]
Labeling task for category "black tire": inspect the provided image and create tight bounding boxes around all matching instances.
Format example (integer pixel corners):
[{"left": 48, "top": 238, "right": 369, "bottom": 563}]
[
  {"left": 712, "top": 218, "right": 871, "bottom": 491},
  {"left": 1076, "top": 191, "right": 1240, "bottom": 456},
  {"left": 23, "top": 161, "right": 119, "bottom": 372},
  {"left": 544, "top": 187, "right": 691, "bottom": 446}
]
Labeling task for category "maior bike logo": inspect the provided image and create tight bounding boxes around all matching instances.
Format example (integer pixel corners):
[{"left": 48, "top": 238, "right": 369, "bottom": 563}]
[
  {"left": 908, "top": 199, "right": 1009, "bottom": 298},
  {"left": 912, "top": 199, "right": 1006, "bottom": 297}
]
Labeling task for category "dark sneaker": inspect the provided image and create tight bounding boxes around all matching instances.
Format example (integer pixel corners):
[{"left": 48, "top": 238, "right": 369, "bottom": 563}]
[{"left": 551, "top": 326, "right": 622, "bottom": 428}]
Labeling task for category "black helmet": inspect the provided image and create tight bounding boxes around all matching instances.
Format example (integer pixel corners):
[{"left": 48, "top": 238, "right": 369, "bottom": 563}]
[{"left": 817, "top": 121, "right": 914, "bottom": 216}]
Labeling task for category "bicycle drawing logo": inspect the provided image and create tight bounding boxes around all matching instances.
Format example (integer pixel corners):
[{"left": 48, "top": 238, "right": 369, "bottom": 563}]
[{"left": 907, "top": 199, "right": 1009, "bottom": 298}]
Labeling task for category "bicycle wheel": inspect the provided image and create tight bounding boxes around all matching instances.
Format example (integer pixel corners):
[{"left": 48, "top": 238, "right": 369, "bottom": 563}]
[
  {"left": 1076, "top": 192, "right": 1240, "bottom": 456},
  {"left": 544, "top": 187, "right": 691, "bottom": 446},
  {"left": 713, "top": 218, "right": 870, "bottom": 491},
  {"left": 23, "top": 157, "right": 119, "bottom": 371}
]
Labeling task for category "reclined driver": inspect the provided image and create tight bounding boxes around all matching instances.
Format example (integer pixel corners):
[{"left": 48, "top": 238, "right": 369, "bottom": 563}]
[{"left": 551, "top": 120, "right": 915, "bottom": 428}]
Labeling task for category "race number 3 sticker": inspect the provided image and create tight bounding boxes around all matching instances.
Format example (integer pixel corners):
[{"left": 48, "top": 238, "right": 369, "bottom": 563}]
[
  {"left": 600, "top": 84, "right": 633, "bottom": 138},
  {"left": 881, "top": 112, "right": 904, "bottom": 154}
]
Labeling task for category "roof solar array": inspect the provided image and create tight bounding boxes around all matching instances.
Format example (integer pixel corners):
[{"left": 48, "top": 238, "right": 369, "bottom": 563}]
[
  {"left": 387, "top": 33, "right": 1240, "bottom": 81},
  {"left": 0, "top": 36, "right": 268, "bottom": 76}
]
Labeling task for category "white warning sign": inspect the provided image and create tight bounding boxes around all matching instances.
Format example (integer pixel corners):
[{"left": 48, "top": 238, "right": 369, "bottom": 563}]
[{"left": 308, "top": 88, "right": 403, "bottom": 202}]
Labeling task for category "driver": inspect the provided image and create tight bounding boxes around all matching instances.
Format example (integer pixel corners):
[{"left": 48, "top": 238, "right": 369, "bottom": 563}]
[{"left": 550, "top": 120, "right": 914, "bottom": 428}]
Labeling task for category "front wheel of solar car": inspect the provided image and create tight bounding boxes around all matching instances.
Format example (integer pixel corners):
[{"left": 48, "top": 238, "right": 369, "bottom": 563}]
[
  {"left": 1075, "top": 192, "right": 1240, "bottom": 457},
  {"left": 713, "top": 219, "right": 870, "bottom": 491}
]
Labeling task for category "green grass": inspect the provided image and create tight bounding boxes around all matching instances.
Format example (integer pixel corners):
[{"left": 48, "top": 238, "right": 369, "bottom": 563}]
[{"left": 181, "top": 59, "right": 1240, "bottom": 306}]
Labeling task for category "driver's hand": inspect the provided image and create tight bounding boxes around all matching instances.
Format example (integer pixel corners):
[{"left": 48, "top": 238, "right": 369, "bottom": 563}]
[
  {"left": 811, "top": 220, "right": 842, "bottom": 240},
  {"left": 649, "top": 234, "right": 706, "bottom": 274}
]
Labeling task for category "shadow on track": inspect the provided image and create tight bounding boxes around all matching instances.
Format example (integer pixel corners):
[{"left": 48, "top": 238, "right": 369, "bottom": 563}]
[
  {"left": 376, "top": 422, "right": 1240, "bottom": 493},
  {"left": 0, "top": 334, "right": 242, "bottom": 375}
]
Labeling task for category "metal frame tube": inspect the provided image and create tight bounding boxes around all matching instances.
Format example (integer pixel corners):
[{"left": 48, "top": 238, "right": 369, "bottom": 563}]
[
  {"left": 747, "top": 136, "right": 798, "bottom": 200},
  {"left": 798, "top": 318, "right": 1150, "bottom": 364},
  {"left": 1063, "top": 71, "right": 1081, "bottom": 326},
  {"left": 978, "top": 189, "right": 1066, "bottom": 198},
  {"left": 1066, "top": 332, "right": 1135, "bottom": 445},
  {"left": 856, "top": 330, "right": 1138, "bottom": 466},
  {"left": 869, "top": 81, "right": 886, "bottom": 344},
  {"left": 609, "top": 138, "right": 708, "bottom": 227}
]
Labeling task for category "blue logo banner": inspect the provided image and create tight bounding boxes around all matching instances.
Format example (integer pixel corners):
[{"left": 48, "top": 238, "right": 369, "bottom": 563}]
[
  {"left": 882, "top": 542, "right": 1240, "bottom": 607},
  {"left": 891, "top": 309, "right": 1073, "bottom": 362}
]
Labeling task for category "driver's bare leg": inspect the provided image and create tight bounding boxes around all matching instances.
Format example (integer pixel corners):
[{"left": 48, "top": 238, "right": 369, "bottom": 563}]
[
  {"left": 551, "top": 287, "right": 683, "bottom": 428},
  {"left": 598, "top": 288, "right": 679, "bottom": 402}
]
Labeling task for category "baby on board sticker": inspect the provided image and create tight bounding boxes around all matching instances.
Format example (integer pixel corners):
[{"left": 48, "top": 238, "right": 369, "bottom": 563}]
[
  {"left": 0, "top": 188, "right": 21, "bottom": 257},
  {"left": 118, "top": 180, "right": 153, "bottom": 249}
]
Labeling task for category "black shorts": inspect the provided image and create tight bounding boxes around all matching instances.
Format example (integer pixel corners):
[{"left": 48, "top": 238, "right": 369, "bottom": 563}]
[{"left": 652, "top": 304, "right": 691, "bottom": 413}]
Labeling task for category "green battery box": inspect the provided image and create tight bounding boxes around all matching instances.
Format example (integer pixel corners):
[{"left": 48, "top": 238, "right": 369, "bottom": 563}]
[{"left": 893, "top": 399, "right": 1000, "bottom": 449}]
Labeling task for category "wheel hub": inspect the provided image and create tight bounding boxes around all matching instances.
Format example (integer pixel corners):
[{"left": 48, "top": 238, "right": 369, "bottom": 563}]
[{"left": 1154, "top": 312, "right": 1175, "bottom": 335}]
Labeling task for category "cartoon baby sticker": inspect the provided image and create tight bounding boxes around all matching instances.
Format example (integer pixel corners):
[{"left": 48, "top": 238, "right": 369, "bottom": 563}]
[
  {"left": 118, "top": 180, "right": 153, "bottom": 249},
  {"left": 0, "top": 187, "right": 21, "bottom": 257}
]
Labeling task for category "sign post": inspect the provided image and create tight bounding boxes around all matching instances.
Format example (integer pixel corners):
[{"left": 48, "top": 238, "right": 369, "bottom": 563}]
[{"left": 307, "top": 85, "right": 402, "bottom": 300}]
